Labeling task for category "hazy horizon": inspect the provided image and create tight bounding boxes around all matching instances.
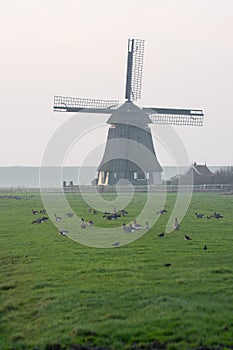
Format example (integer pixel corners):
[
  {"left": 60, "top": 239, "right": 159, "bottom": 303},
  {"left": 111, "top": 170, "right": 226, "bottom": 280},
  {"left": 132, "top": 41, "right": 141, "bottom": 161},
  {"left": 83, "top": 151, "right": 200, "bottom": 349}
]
[{"left": 0, "top": 165, "right": 229, "bottom": 188}]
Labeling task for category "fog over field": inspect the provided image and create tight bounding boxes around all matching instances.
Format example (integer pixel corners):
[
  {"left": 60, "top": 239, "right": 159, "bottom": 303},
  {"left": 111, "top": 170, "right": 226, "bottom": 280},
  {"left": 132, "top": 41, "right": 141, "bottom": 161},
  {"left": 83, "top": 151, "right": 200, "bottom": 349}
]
[{"left": 0, "top": 165, "right": 228, "bottom": 187}]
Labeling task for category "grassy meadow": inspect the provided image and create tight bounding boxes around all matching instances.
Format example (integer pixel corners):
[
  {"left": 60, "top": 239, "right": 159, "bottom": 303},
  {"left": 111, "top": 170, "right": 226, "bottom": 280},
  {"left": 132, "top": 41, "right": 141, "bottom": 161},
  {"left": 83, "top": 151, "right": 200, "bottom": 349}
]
[{"left": 0, "top": 191, "right": 233, "bottom": 350}]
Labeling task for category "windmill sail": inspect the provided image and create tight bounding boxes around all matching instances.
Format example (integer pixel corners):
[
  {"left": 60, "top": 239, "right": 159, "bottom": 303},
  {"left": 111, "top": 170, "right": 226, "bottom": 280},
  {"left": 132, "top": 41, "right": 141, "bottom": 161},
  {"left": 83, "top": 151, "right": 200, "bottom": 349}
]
[
  {"left": 143, "top": 107, "right": 204, "bottom": 126},
  {"left": 53, "top": 96, "right": 119, "bottom": 113},
  {"left": 125, "top": 39, "right": 145, "bottom": 102}
]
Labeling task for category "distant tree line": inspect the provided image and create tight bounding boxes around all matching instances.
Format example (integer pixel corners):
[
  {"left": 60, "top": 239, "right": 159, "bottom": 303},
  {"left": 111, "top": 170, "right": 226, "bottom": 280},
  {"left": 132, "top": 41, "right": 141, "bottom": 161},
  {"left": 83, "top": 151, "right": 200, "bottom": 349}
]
[{"left": 214, "top": 167, "right": 233, "bottom": 184}]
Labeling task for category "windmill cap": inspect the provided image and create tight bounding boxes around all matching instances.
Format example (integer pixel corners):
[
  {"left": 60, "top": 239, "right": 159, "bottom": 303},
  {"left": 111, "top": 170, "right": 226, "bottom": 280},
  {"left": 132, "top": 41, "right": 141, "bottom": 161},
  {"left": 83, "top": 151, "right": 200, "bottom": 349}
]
[{"left": 107, "top": 101, "right": 151, "bottom": 126}]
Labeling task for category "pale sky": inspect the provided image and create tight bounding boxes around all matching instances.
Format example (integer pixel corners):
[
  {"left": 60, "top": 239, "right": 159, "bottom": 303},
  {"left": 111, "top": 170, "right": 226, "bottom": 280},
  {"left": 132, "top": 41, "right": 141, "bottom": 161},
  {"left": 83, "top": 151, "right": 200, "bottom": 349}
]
[{"left": 1, "top": 0, "right": 233, "bottom": 167}]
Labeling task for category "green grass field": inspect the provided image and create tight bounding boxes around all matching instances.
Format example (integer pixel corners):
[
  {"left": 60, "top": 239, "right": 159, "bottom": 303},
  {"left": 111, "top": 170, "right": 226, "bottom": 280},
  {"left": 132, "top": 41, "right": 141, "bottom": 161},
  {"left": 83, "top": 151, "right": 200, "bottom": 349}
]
[{"left": 0, "top": 191, "right": 233, "bottom": 350}]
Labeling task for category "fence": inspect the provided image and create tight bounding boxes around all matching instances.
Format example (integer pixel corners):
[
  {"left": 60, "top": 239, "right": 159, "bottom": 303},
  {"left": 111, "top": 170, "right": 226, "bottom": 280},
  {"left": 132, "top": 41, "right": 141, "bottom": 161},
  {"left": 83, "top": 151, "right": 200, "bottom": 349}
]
[
  {"left": 63, "top": 184, "right": 233, "bottom": 193},
  {"left": 0, "top": 184, "right": 232, "bottom": 194}
]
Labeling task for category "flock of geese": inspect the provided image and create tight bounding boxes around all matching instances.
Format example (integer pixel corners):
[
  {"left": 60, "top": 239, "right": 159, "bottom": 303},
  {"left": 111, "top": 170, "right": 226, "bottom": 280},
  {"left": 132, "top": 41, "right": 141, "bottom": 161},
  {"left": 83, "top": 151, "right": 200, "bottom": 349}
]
[
  {"left": 156, "top": 209, "right": 224, "bottom": 253},
  {"left": 31, "top": 209, "right": 49, "bottom": 224},
  {"left": 30, "top": 206, "right": 224, "bottom": 250}
]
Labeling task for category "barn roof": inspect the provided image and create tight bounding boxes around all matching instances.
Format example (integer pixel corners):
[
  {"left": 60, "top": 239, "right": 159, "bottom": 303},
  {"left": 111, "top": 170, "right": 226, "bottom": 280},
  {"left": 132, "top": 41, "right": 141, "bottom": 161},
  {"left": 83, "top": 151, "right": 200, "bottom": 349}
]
[{"left": 191, "top": 162, "right": 214, "bottom": 176}]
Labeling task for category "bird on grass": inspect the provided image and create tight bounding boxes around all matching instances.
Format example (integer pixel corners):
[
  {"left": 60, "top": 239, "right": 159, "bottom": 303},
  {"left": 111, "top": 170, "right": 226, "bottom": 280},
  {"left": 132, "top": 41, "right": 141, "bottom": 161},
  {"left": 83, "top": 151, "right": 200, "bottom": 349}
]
[
  {"left": 184, "top": 234, "right": 192, "bottom": 241},
  {"left": 80, "top": 218, "right": 87, "bottom": 229},
  {"left": 173, "top": 217, "right": 180, "bottom": 230},
  {"left": 164, "top": 263, "right": 171, "bottom": 267},
  {"left": 31, "top": 217, "right": 48, "bottom": 224},
  {"left": 195, "top": 212, "right": 204, "bottom": 218},
  {"left": 158, "top": 232, "right": 165, "bottom": 237},
  {"left": 144, "top": 222, "right": 150, "bottom": 230},
  {"left": 32, "top": 218, "right": 42, "bottom": 224},
  {"left": 65, "top": 212, "right": 74, "bottom": 217},
  {"left": 213, "top": 212, "right": 223, "bottom": 219},
  {"left": 40, "top": 209, "right": 46, "bottom": 214},
  {"left": 54, "top": 214, "right": 62, "bottom": 222},
  {"left": 203, "top": 244, "right": 208, "bottom": 250},
  {"left": 132, "top": 220, "right": 142, "bottom": 230},
  {"left": 32, "top": 209, "right": 39, "bottom": 215},
  {"left": 156, "top": 209, "right": 168, "bottom": 215},
  {"left": 122, "top": 224, "right": 134, "bottom": 233},
  {"left": 59, "top": 229, "right": 69, "bottom": 236},
  {"left": 112, "top": 241, "right": 121, "bottom": 247},
  {"left": 40, "top": 217, "right": 49, "bottom": 222}
]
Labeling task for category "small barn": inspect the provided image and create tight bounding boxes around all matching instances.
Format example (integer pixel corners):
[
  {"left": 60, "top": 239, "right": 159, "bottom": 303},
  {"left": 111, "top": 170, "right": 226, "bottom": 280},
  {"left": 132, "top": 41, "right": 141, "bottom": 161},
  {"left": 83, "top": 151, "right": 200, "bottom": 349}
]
[{"left": 170, "top": 162, "right": 215, "bottom": 185}]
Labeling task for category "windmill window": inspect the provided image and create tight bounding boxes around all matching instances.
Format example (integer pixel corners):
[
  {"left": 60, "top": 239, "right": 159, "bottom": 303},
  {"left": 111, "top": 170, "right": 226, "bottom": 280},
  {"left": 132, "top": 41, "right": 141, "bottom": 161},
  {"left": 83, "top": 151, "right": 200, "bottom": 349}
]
[
  {"left": 114, "top": 172, "right": 117, "bottom": 178},
  {"left": 138, "top": 172, "right": 146, "bottom": 179},
  {"left": 146, "top": 172, "right": 150, "bottom": 179},
  {"left": 133, "top": 172, "right": 137, "bottom": 180}
]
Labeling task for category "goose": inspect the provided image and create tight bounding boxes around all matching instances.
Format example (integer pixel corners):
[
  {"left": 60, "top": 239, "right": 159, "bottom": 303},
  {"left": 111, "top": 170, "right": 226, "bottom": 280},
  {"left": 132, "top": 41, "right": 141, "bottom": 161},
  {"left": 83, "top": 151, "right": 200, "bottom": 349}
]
[
  {"left": 80, "top": 220, "right": 87, "bottom": 229},
  {"left": 32, "top": 218, "right": 42, "bottom": 224},
  {"left": 32, "top": 209, "right": 39, "bottom": 215},
  {"left": 31, "top": 217, "right": 48, "bottom": 224},
  {"left": 158, "top": 232, "right": 165, "bottom": 237},
  {"left": 195, "top": 212, "right": 204, "bottom": 218},
  {"left": 156, "top": 209, "right": 168, "bottom": 215},
  {"left": 213, "top": 212, "right": 223, "bottom": 219},
  {"left": 103, "top": 213, "right": 120, "bottom": 220},
  {"left": 40, "top": 209, "right": 46, "bottom": 214},
  {"left": 122, "top": 224, "right": 133, "bottom": 233},
  {"left": 40, "top": 216, "right": 49, "bottom": 222},
  {"left": 173, "top": 217, "right": 180, "bottom": 230},
  {"left": 128, "top": 224, "right": 136, "bottom": 232},
  {"left": 65, "top": 212, "right": 74, "bottom": 217},
  {"left": 203, "top": 244, "right": 207, "bottom": 250},
  {"left": 184, "top": 234, "right": 192, "bottom": 241},
  {"left": 144, "top": 222, "right": 150, "bottom": 230},
  {"left": 132, "top": 220, "right": 142, "bottom": 230},
  {"left": 59, "top": 229, "right": 69, "bottom": 236},
  {"left": 54, "top": 214, "right": 62, "bottom": 222},
  {"left": 112, "top": 241, "right": 120, "bottom": 247}
]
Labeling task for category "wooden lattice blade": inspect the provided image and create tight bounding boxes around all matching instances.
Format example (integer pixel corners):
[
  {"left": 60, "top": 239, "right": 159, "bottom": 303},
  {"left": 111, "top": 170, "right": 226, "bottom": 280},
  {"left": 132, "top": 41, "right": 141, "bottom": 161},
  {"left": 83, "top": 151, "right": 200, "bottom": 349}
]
[
  {"left": 53, "top": 96, "right": 119, "bottom": 113},
  {"left": 143, "top": 107, "right": 204, "bottom": 126}
]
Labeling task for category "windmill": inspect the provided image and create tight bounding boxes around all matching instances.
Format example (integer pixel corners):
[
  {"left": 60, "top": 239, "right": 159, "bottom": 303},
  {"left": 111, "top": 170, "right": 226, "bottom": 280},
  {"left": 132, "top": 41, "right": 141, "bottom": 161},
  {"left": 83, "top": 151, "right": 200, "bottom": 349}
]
[{"left": 54, "top": 39, "right": 204, "bottom": 186}]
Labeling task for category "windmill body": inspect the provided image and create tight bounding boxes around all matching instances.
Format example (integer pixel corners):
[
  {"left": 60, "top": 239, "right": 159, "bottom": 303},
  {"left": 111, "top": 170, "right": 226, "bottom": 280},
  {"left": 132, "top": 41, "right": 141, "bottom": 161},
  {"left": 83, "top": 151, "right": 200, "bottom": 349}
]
[
  {"left": 97, "top": 101, "right": 162, "bottom": 185},
  {"left": 54, "top": 39, "right": 204, "bottom": 186}
]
